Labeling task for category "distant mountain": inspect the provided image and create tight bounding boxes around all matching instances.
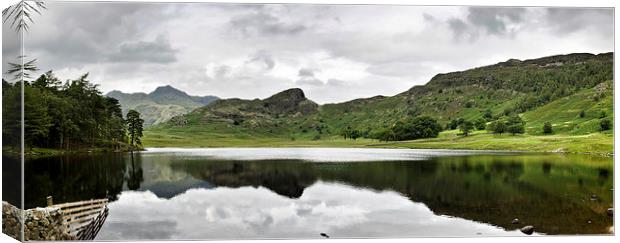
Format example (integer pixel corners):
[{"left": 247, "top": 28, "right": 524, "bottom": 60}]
[
  {"left": 106, "top": 85, "right": 218, "bottom": 127},
  {"left": 166, "top": 88, "right": 318, "bottom": 128},
  {"left": 153, "top": 52, "right": 612, "bottom": 139}
]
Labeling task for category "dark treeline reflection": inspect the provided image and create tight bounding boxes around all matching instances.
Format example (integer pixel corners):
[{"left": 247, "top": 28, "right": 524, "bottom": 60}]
[
  {"left": 25, "top": 153, "right": 129, "bottom": 208},
  {"left": 2, "top": 156, "right": 22, "bottom": 207},
  {"left": 25, "top": 152, "right": 613, "bottom": 234}
]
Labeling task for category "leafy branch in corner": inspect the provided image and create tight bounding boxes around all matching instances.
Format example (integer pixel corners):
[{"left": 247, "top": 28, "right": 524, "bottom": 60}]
[{"left": 2, "top": 0, "right": 47, "bottom": 33}]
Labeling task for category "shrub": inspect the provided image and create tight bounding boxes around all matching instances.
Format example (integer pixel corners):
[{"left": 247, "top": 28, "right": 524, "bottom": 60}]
[
  {"left": 600, "top": 118, "right": 611, "bottom": 131},
  {"left": 543, "top": 122, "right": 553, "bottom": 134},
  {"left": 506, "top": 115, "right": 526, "bottom": 135},
  {"left": 483, "top": 109, "right": 493, "bottom": 120},
  {"left": 487, "top": 120, "right": 507, "bottom": 134},
  {"left": 459, "top": 120, "right": 474, "bottom": 136},
  {"left": 475, "top": 118, "right": 486, "bottom": 130}
]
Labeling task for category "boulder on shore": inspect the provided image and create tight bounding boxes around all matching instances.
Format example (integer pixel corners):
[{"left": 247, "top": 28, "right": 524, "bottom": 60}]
[{"left": 520, "top": 225, "right": 535, "bottom": 235}]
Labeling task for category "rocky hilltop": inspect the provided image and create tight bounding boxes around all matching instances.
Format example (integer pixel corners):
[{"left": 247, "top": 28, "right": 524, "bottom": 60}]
[
  {"left": 170, "top": 88, "right": 317, "bottom": 128},
  {"left": 106, "top": 85, "right": 218, "bottom": 127}
]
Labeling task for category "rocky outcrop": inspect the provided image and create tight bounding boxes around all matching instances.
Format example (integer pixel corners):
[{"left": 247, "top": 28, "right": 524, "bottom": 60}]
[
  {"left": 263, "top": 88, "right": 318, "bottom": 115},
  {"left": 175, "top": 88, "right": 319, "bottom": 127}
]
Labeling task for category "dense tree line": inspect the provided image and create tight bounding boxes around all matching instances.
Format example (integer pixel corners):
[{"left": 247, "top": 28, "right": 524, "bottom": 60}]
[
  {"left": 486, "top": 115, "right": 526, "bottom": 135},
  {"left": 367, "top": 116, "right": 442, "bottom": 142},
  {"left": 2, "top": 71, "right": 143, "bottom": 150}
]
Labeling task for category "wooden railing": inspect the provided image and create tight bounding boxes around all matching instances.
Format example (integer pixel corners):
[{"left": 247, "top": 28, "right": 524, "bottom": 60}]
[{"left": 48, "top": 196, "right": 109, "bottom": 238}]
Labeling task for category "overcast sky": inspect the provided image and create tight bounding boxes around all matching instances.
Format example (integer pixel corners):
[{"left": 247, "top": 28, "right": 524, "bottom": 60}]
[{"left": 2, "top": 2, "right": 614, "bottom": 104}]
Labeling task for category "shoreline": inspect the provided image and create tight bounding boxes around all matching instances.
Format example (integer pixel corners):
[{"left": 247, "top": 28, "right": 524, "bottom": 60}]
[
  {"left": 6, "top": 132, "right": 613, "bottom": 159},
  {"left": 140, "top": 131, "right": 613, "bottom": 157},
  {"left": 141, "top": 144, "right": 613, "bottom": 157},
  {"left": 2, "top": 147, "right": 145, "bottom": 159}
]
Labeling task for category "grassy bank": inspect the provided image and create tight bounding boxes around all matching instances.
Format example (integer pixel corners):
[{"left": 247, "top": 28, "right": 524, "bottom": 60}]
[
  {"left": 142, "top": 129, "right": 613, "bottom": 155},
  {"left": 3, "top": 146, "right": 144, "bottom": 159},
  {"left": 380, "top": 130, "right": 613, "bottom": 155}
]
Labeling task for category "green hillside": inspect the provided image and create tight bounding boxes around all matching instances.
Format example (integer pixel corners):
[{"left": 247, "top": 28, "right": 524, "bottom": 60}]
[
  {"left": 145, "top": 52, "right": 613, "bottom": 153},
  {"left": 522, "top": 81, "right": 613, "bottom": 135},
  {"left": 106, "top": 85, "right": 218, "bottom": 127}
]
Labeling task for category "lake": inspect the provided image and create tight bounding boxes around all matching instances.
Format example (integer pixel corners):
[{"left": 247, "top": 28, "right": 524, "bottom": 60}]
[{"left": 19, "top": 148, "right": 613, "bottom": 239}]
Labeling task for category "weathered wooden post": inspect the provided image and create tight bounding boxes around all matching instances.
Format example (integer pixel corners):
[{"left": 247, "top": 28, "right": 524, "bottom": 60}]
[{"left": 47, "top": 196, "right": 53, "bottom": 207}]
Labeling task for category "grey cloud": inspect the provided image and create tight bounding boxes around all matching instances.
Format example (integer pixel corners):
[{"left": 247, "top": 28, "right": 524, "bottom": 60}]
[
  {"left": 467, "top": 7, "right": 525, "bottom": 35},
  {"left": 326, "top": 79, "right": 346, "bottom": 87},
  {"left": 446, "top": 7, "right": 525, "bottom": 40},
  {"left": 296, "top": 68, "right": 323, "bottom": 86},
  {"left": 229, "top": 12, "right": 307, "bottom": 36},
  {"left": 546, "top": 8, "right": 613, "bottom": 34},
  {"left": 206, "top": 65, "right": 232, "bottom": 80},
  {"left": 2, "top": 23, "right": 22, "bottom": 80},
  {"left": 448, "top": 18, "right": 470, "bottom": 40},
  {"left": 298, "top": 68, "right": 315, "bottom": 77},
  {"left": 109, "top": 35, "right": 178, "bottom": 63},
  {"left": 22, "top": 1, "right": 181, "bottom": 69},
  {"left": 12, "top": 2, "right": 613, "bottom": 104},
  {"left": 423, "top": 13, "right": 435, "bottom": 22},
  {"left": 248, "top": 51, "right": 275, "bottom": 70}
]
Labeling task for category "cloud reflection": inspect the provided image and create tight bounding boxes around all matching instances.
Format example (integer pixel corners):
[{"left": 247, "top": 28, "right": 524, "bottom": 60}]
[
  {"left": 97, "top": 181, "right": 523, "bottom": 240},
  {"left": 142, "top": 147, "right": 504, "bottom": 162}
]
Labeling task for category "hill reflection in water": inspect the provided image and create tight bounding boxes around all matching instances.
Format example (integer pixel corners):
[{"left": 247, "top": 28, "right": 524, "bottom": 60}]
[{"left": 23, "top": 148, "right": 613, "bottom": 239}]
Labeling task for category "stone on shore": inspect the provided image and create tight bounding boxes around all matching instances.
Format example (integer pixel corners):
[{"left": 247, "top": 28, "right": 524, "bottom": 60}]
[{"left": 520, "top": 225, "right": 535, "bottom": 235}]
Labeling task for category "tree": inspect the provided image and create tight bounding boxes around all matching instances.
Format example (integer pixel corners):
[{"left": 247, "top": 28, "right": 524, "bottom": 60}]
[
  {"left": 371, "top": 127, "right": 396, "bottom": 142},
  {"left": 506, "top": 115, "right": 526, "bottom": 135},
  {"left": 126, "top": 110, "right": 144, "bottom": 147},
  {"left": 3, "top": 72, "right": 142, "bottom": 151},
  {"left": 600, "top": 118, "right": 611, "bottom": 131},
  {"left": 342, "top": 127, "right": 362, "bottom": 140},
  {"left": 447, "top": 119, "right": 459, "bottom": 130},
  {"left": 392, "top": 116, "right": 443, "bottom": 140},
  {"left": 2, "top": 80, "right": 22, "bottom": 148},
  {"left": 459, "top": 120, "right": 474, "bottom": 136},
  {"left": 475, "top": 118, "right": 486, "bottom": 130},
  {"left": 33, "top": 70, "right": 62, "bottom": 90},
  {"left": 23, "top": 84, "right": 53, "bottom": 147},
  {"left": 483, "top": 109, "right": 493, "bottom": 120},
  {"left": 543, "top": 122, "right": 553, "bottom": 134},
  {"left": 488, "top": 120, "right": 507, "bottom": 135},
  {"left": 349, "top": 130, "right": 361, "bottom": 140}
]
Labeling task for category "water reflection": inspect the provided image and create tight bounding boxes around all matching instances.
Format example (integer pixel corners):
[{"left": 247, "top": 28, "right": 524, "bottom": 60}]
[
  {"left": 24, "top": 149, "right": 613, "bottom": 239},
  {"left": 98, "top": 182, "right": 524, "bottom": 240}
]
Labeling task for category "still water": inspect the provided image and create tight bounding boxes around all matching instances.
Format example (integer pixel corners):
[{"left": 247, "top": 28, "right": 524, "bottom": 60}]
[{"left": 21, "top": 148, "right": 613, "bottom": 239}]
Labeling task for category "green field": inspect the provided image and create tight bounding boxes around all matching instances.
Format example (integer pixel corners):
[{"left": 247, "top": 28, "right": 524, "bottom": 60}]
[{"left": 142, "top": 128, "right": 613, "bottom": 155}]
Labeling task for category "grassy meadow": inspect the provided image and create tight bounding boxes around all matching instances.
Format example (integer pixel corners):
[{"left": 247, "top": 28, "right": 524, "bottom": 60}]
[{"left": 143, "top": 128, "right": 613, "bottom": 155}]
